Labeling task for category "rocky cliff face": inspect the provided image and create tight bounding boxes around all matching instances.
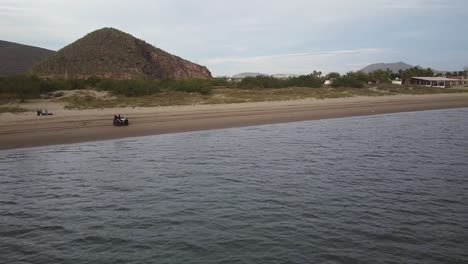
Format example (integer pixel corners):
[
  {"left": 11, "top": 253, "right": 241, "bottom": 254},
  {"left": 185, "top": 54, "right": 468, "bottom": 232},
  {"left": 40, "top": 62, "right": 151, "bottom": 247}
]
[{"left": 33, "top": 28, "right": 212, "bottom": 80}]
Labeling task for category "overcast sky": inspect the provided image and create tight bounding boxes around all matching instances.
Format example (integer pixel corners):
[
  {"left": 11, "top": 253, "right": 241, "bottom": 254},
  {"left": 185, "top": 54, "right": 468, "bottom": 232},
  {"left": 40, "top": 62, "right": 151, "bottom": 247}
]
[{"left": 2, "top": 0, "right": 467, "bottom": 76}]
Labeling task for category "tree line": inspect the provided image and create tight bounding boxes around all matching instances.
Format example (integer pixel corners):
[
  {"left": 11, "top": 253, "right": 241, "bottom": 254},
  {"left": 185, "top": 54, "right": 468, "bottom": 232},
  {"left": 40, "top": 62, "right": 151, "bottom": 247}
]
[
  {"left": 0, "top": 76, "right": 225, "bottom": 100},
  {"left": 1, "top": 67, "right": 466, "bottom": 100}
]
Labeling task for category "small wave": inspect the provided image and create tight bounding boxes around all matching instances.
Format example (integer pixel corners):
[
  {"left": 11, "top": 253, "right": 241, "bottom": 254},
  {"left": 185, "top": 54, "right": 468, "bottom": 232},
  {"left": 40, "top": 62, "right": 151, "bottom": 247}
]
[
  {"left": 131, "top": 244, "right": 153, "bottom": 250},
  {"left": 0, "top": 200, "right": 17, "bottom": 205},
  {"left": 71, "top": 236, "right": 130, "bottom": 245},
  {"left": 1, "top": 225, "right": 68, "bottom": 238}
]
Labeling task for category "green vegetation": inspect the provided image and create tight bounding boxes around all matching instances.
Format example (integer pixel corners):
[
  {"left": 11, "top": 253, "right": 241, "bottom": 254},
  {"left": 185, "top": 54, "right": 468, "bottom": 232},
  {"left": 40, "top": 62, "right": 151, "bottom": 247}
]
[
  {"left": 443, "top": 71, "right": 467, "bottom": 77},
  {"left": 96, "top": 78, "right": 213, "bottom": 96},
  {"left": 238, "top": 75, "right": 322, "bottom": 89},
  {"left": 400, "top": 67, "right": 435, "bottom": 80},
  {"left": 331, "top": 72, "right": 367, "bottom": 88},
  {"left": 60, "top": 85, "right": 468, "bottom": 110},
  {"left": 60, "top": 87, "right": 386, "bottom": 109},
  {"left": 0, "top": 75, "right": 92, "bottom": 101},
  {"left": 1, "top": 67, "right": 467, "bottom": 112},
  {"left": 61, "top": 91, "right": 208, "bottom": 109},
  {"left": 0, "top": 75, "right": 222, "bottom": 100},
  {"left": 3, "top": 66, "right": 460, "bottom": 102}
]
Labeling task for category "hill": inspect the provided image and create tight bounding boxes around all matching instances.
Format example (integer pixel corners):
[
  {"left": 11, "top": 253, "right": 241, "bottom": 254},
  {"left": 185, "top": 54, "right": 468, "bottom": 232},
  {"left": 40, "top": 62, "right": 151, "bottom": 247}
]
[
  {"left": 0, "top": 40, "right": 55, "bottom": 76},
  {"left": 360, "top": 62, "right": 414, "bottom": 73},
  {"left": 32, "top": 28, "right": 212, "bottom": 79},
  {"left": 271, "top": 73, "right": 300, "bottom": 79}
]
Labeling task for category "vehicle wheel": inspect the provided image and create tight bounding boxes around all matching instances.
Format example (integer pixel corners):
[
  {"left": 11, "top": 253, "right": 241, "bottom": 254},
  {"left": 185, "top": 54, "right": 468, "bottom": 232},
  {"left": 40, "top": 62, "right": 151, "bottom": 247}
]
[{"left": 124, "top": 120, "right": 129, "bottom": 126}]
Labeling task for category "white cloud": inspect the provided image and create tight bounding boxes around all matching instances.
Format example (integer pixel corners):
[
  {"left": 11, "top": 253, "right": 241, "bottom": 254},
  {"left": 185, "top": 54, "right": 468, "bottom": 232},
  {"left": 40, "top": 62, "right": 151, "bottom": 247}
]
[
  {"left": 1, "top": 0, "right": 466, "bottom": 73},
  {"left": 382, "top": 0, "right": 458, "bottom": 9}
]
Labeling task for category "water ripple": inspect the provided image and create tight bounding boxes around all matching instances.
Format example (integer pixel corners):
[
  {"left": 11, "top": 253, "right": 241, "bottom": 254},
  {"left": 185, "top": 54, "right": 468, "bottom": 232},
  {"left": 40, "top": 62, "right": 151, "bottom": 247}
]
[{"left": 1, "top": 108, "right": 468, "bottom": 263}]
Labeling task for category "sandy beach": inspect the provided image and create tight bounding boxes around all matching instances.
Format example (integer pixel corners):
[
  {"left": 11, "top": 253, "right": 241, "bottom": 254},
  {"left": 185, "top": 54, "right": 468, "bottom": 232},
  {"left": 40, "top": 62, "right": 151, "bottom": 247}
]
[{"left": 1, "top": 93, "right": 468, "bottom": 150}]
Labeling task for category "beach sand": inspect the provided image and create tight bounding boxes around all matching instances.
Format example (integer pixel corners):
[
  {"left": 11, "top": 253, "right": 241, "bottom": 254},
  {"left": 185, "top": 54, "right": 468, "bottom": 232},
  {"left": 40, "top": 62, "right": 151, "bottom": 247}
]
[{"left": 1, "top": 93, "right": 468, "bottom": 150}]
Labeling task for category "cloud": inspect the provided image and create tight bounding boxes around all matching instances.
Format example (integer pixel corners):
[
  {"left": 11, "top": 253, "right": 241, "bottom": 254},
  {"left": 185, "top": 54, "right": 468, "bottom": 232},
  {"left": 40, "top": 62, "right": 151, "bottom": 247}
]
[
  {"left": 1, "top": 0, "right": 466, "bottom": 74},
  {"left": 204, "top": 49, "right": 386, "bottom": 64},
  {"left": 382, "top": 0, "right": 459, "bottom": 9},
  {"left": 0, "top": 6, "right": 30, "bottom": 11}
]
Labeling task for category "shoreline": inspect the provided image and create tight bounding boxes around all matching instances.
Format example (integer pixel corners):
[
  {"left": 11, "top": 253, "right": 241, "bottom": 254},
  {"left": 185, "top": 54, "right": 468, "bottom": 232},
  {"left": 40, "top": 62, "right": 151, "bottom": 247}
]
[{"left": 2, "top": 93, "right": 468, "bottom": 151}]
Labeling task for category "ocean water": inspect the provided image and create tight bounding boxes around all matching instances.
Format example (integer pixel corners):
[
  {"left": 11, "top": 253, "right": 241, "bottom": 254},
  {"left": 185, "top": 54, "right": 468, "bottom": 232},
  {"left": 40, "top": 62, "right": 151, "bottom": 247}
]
[{"left": 1, "top": 108, "right": 468, "bottom": 264}]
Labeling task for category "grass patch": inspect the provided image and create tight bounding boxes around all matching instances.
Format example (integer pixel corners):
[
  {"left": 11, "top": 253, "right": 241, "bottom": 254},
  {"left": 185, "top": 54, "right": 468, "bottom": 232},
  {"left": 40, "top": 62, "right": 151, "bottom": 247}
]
[
  {"left": 204, "top": 87, "right": 384, "bottom": 104},
  {"left": 60, "top": 87, "right": 386, "bottom": 109},
  {"left": 59, "top": 85, "right": 468, "bottom": 110},
  {"left": 61, "top": 91, "right": 209, "bottom": 109}
]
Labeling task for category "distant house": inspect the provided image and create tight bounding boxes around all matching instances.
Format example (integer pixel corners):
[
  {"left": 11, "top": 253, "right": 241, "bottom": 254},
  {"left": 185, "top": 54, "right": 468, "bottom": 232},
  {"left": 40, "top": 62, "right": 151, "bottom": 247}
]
[
  {"left": 409, "top": 77, "right": 460, "bottom": 88},
  {"left": 392, "top": 78, "right": 402, "bottom": 85},
  {"left": 446, "top": 76, "right": 467, "bottom": 86}
]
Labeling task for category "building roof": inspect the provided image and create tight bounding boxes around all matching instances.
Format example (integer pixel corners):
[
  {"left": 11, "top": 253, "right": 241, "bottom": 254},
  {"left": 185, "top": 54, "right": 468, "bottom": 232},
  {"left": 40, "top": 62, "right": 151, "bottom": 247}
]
[
  {"left": 411, "top": 77, "right": 459, "bottom": 82},
  {"left": 447, "top": 76, "right": 466, "bottom": 80}
]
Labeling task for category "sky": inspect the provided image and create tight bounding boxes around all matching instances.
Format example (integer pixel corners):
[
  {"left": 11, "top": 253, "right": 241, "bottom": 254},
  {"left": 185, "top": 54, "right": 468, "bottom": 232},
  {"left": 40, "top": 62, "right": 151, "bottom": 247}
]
[{"left": 1, "top": 0, "right": 467, "bottom": 76}]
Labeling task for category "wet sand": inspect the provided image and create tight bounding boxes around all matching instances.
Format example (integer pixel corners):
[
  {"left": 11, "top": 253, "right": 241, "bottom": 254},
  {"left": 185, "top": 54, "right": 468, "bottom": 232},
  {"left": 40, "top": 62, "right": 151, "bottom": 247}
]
[{"left": 1, "top": 93, "right": 468, "bottom": 150}]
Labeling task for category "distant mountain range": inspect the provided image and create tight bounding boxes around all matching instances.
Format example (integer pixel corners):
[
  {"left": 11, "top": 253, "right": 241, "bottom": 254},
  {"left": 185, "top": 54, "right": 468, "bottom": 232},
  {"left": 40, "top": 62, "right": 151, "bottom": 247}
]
[
  {"left": 360, "top": 62, "right": 462, "bottom": 75},
  {"left": 231, "top": 72, "right": 299, "bottom": 79},
  {"left": 231, "top": 72, "right": 267, "bottom": 78},
  {"left": 271, "top": 73, "right": 300, "bottom": 78},
  {"left": 0, "top": 40, "right": 55, "bottom": 76},
  {"left": 359, "top": 62, "right": 416, "bottom": 73},
  {"left": 33, "top": 28, "right": 212, "bottom": 79}
]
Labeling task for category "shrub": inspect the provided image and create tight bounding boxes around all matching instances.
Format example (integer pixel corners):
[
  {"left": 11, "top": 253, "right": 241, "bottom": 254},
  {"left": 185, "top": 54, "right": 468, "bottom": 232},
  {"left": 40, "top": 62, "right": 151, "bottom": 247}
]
[
  {"left": 209, "top": 78, "right": 229, "bottom": 86},
  {"left": 112, "top": 80, "right": 160, "bottom": 97},
  {"left": 54, "top": 91, "right": 65, "bottom": 97},
  {"left": 237, "top": 75, "right": 323, "bottom": 89},
  {"left": 287, "top": 75, "right": 322, "bottom": 88},
  {"left": 0, "top": 76, "right": 215, "bottom": 98},
  {"left": 0, "top": 75, "right": 41, "bottom": 99},
  {"left": 331, "top": 72, "right": 367, "bottom": 88},
  {"left": 94, "top": 78, "right": 215, "bottom": 96}
]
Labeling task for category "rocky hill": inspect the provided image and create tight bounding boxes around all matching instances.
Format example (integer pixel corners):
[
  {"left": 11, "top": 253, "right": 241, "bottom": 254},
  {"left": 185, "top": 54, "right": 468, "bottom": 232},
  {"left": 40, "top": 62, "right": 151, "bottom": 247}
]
[
  {"left": 360, "top": 62, "right": 414, "bottom": 73},
  {"left": 33, "top": 28, "right": 212, "bottom": 79},
  {"left": 0, "top": 40, "right": 55, "bottom": 76}
]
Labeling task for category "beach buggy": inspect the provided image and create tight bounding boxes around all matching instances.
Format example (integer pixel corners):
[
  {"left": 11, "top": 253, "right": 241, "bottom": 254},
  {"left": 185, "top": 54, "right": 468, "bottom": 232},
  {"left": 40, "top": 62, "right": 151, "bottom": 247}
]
[{"left": 113, "top": 115, "right": 129, "bottom": 126}]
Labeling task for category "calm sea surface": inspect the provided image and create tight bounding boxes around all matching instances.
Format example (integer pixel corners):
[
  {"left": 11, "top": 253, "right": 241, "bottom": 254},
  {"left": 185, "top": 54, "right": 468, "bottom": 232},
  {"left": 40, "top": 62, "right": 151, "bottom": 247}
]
[{"left": 1, "top": 108, "right": 468, "bottom": 264}]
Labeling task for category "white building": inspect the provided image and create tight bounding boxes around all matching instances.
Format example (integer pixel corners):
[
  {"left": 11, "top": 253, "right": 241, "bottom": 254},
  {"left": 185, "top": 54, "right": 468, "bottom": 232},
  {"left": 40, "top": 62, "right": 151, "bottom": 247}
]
[
  {"left": 409, "top": 77, "right": 460, "bottom": 88},
  {"left": 392, "top": 78, "right": 402, "bottom": 85}
]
